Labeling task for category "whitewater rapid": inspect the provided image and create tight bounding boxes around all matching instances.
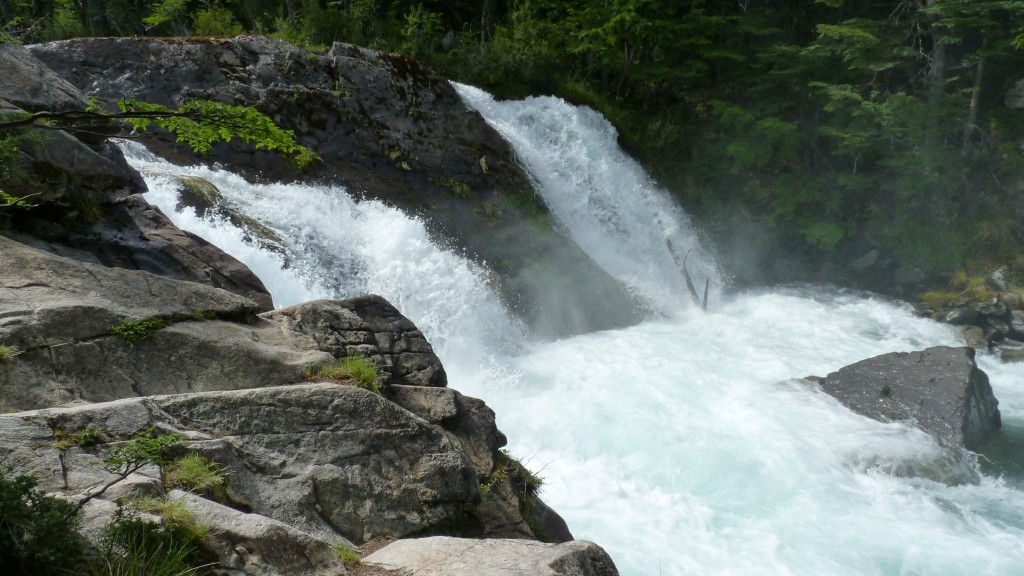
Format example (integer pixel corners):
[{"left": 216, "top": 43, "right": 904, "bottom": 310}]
[{"left": 122, "top": 87, "right": 1024, "bottom": 576}]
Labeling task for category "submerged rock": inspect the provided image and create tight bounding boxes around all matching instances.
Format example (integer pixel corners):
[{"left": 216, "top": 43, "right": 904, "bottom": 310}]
[
  {"left": 819, "top": 346, "right": 1001, "bottom": 452},
  {"left": 363, "top": 536, "right": 619, "bottom": 576}
]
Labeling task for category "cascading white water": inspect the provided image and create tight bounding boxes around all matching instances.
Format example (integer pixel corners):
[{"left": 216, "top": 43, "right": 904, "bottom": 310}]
[
  {"left": 454, "top": 83, "right": 719, "bottom": 314},
  {"left": 122, "top": 85, "right": 1024, "bottom": 575}
]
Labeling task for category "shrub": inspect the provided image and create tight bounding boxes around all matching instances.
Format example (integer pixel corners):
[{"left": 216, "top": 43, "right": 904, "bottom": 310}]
[
  {"left": 165, "top": 454, "right": 228, "bottom": 502},
  {"left": 53, "top": 427, "right": 103, "bottom": 449},
  {"left": 110, "top": 317, "right": 170, "bottom": 345},
  {"left": 0, "top": 343, "right": 20, "bottom": 362},
  {"left": 305, "top": 355, "right": 381, "bottom": 394},
  {"left": 87, "top": 509, "right": 209, "bottom": 576},
  {"left": 0, "top": 470, "right": 87, "bottom": 575},
  {"left": 126, "top": 496, "right": 207, "bottom": 540},
  {"left": 191, "top": 7, "right": 244, "bottom": 37}
]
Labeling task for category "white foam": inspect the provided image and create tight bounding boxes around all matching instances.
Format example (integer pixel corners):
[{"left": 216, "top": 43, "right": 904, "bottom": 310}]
[{"left": 122, "top": 89, "right": 1024, "bottom": 575}]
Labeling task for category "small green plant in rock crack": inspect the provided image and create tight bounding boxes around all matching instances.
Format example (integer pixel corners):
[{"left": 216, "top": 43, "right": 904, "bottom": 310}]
[
  {"left": 87, "top": 506, "right": 210, "bottom": 576},
  {"left": 125, "top": 495, "right": 208, "bottom": 539},
  {"left": 111, "top": 317, "right": 170, "bottom": 345},
  {"left": 479, "top": 449, "right": 544, "bottom": 504},
  {"left": 305, "top": 355, "right": 382, "bottom": 395},
  {"left": 0, "top": 343, "right": 21, "bottom": 362},
  {"left": 64, "top": 429, "right": 185, "bottom": 520},
  {"left": 52, "top": 427, "right": 103, "bottom": 450},
  {"left": 334, "top": 543, "right": 362, "bottom": 564},
  {"left": 164, "top": 453, "right": 229, "bottom": 502}
]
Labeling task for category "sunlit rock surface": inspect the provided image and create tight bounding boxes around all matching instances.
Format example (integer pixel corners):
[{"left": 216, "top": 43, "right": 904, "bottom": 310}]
[{"left": 819, "top": 346, "right": 1001, "bottom": 452}]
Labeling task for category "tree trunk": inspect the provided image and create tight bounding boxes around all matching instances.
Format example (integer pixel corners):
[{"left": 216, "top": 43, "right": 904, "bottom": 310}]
[
  {"left": 922, "top": 0, "right": 946, "bottom": 149},
  {"left": 962, "top": 54, "right": 985, "bottom": 155},
  {"left": 481, "top": 0, "right": 497, "bottom": 44}
]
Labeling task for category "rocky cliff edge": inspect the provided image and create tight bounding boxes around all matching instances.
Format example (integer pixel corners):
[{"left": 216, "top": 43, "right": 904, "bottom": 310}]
[{"left": 0, "top": 42, "right": 617, "bottom": 576}]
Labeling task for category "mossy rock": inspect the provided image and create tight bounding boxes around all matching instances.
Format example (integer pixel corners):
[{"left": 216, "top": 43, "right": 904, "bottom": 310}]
[{"left": 1000, "top": 347, "right": 1024, "bottom": 364}]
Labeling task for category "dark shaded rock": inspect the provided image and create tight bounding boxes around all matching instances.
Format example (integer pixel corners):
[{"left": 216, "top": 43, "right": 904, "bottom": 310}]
[
  {"left": 974, "top": 300, "right": 1009, "bottom": 319},
  {"left": 30, "top": 36, "right": 644, "bottom": 336},
  {"left": 530, "top": 497, "right": 575, "bottom": 544},
  {"left": 986, "top": 317, "right": 1011, "bottom": 342},
  {"left": 819, "top": 346, "right": 1000, "bottom": 452},
  {"left": 944, "top": 307, "right": 979, "bottom": 326},
  {"left": 1011, "top": 310, "right": 1024, "bottom": 340},
  {"left": 0, "top": 45, "right": 274, "bottom": 310},
  {"left": 959, "top": 326, "right": 989, "bottom": 350}
]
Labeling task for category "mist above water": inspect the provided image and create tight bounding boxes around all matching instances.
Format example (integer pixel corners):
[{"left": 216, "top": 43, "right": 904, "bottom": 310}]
[{"left": 122, "top": 85, "right": 1024, "bottom": 575}]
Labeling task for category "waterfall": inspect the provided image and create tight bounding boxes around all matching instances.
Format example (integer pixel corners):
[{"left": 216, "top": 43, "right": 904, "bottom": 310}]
[{"left": 122, "top": 85, "right": 1024, "bottom": 576}]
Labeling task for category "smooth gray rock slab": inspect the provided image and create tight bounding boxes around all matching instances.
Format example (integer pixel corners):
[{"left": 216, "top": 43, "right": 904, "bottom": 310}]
[
  {"left": 0, "top": 383, "right": 480, "bottom": 544},
  {"left": 172, "top": 490, "right": 345, "bottom": 576},
  {"left": 819, "top": 346, "right": 1000, "bottom": 451},
  {"left": 363, "top": 536, "right": 619, "bottom": 576},
  {"left": 388, "top": 385, "right": 459, "bottom": 423},
  {"left": 0, "top": 235, "right": 321, "bottom": 410},
  {"left": 0, "top": 43, "right": 85, "bottom": 112}
]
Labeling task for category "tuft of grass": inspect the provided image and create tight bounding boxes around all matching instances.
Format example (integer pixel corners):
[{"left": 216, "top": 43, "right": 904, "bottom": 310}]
[
  {"left": 305, "top": 355, "right": 381, "bottom": 395},
  {"left": 111, "top": 318, "right": 170, "bottom": 345},
  {"left": 0, "top": 343, "right": 21, "bottom": 362},
  {"left": 87, "top": 509, "right": 210, "bottom": 576},
  {"left": 480, "top": 449, "right": 543, "bottom": 507},
  {"left": 334, "top": 543, "right": 362, "bottom": 564},
  {"left": 125, "top": 496, "right": 208, "bottom": 540},
  {"left": 164, "top": 454, "right": 228, "bottom": 502}
]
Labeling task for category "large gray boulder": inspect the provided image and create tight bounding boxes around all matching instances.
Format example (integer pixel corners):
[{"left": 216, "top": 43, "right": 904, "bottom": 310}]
[
  {"left": 0, "top": 235, "right": 321, "bottom": 411},
  {"left": 0, "top": 45, "right": 274, "bottom": 310},
  {"left": 0, "top": 383, "right": 478, "bottom": 544},
  {"left": 266, "top": 296, "right": 448, "bottom": 388},
  {"left": 819, "top": 346, "right": 1001, "bottom": 452},
  {"left": 363, "top": 536, "right": 619, "bottom": 576},
  {"left": 0, "top": 43, "right": 85, "bottom": 112},
  {"left": 171, "top": 490, "right": 345, "bottom": 576},
  {"left": 30, "top": 36, "right": 644, "bottom": 337}
]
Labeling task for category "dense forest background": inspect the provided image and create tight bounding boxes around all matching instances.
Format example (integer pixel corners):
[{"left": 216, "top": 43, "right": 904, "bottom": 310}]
[{"left": 4, "top": 0, "right": 1024, "bottom": 291}]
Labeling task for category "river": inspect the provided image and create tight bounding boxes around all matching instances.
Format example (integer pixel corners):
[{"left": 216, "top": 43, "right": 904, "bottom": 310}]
[{"left": 121, "top": 84, "right": 1024, "bottom": 575}]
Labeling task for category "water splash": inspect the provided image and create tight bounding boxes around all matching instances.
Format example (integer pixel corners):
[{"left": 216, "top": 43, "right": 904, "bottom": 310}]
[{"left": 122, "top": 83, "right": 1024, "bottom": 576}]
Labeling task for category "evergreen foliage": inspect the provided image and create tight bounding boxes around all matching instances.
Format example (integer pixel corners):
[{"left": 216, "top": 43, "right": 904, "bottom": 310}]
[
  {"left": 0, "top": 470, "right": 87, "bottom": 576},
  {"left": 3, "top": 0, "right": 1024, "bottom": 276}
]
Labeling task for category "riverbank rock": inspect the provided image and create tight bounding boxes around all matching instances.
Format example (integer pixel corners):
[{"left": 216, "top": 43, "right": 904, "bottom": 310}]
[
  {"left": 0, "top": 384, "right": 470, "bottom": 566},
  {"left": 29, "top": 35, "right": 644, "bottom": 336},
  {"left": 818, "top": 346, "right": 1001, "bottom": 452},
  {"left": 363, "top": 536, "right": 619, "bottom": 576},
  {"left": 0, "top": 43, "right": 274, "bottom": 310},
  {"left": 0, "top": 379, "right": 574, "bottom": 569}
]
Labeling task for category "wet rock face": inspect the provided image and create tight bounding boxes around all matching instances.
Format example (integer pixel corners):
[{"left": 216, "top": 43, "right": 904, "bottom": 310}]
[
  {"left": 819, "top": 346, "right": 1001, "bottom": 452},
  {"left": 29, "top": 36, "right": 645, "bottom": 337}
]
